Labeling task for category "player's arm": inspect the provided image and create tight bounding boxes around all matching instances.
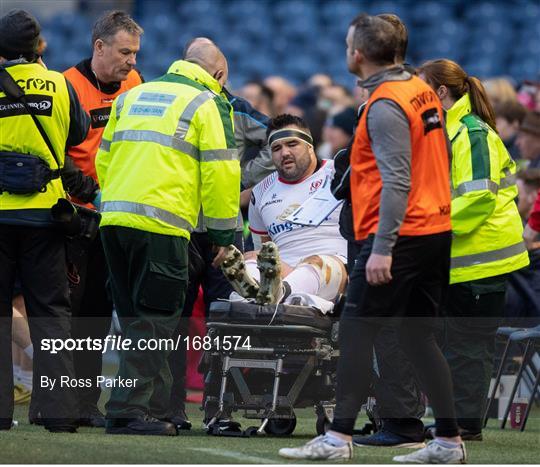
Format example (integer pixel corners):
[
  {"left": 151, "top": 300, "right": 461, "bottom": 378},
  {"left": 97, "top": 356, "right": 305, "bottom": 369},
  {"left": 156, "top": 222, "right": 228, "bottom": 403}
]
[{"left": 248, "top": 185, "right": 271, "bottom": 248}]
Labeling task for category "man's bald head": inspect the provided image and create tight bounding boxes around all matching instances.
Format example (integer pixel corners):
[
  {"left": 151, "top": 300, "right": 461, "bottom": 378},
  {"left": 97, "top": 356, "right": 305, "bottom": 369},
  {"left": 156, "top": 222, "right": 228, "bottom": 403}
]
[{"left": 183, "top": 37, "right": 228, "bottom": 86}]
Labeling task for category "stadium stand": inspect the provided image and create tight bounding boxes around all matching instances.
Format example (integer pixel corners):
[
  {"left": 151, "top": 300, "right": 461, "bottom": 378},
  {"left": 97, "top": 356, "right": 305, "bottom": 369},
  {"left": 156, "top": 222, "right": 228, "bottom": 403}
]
[{"left": 32, "top": 0, "right": 539, "bottom": 88}]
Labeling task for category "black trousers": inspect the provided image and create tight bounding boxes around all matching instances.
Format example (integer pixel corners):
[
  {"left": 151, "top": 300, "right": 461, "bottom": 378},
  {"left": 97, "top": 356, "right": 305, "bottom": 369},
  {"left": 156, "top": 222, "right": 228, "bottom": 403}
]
[
  {"left": 168, "top": 231, "right": 243, "bottom": 414},
  {"left": 440, "top": 275, "right": 507, "bottom": 433},
  {"left": 68, "top": 234, "right": 113, "bottom": 411},
  {"left": 347, "top": 240, "right": 425, "bottom": 439},
  {"left": 101, "top": 226, "right": 188, "bottom": 420},
  {"left": 374, "top": 327, "right": 426, "bottom": 438},
  {"left": 331, "top": 233, "right": 458, "bottom": 437},
  {"left": 0, "top": 224, "right": 77, "bottom": 429}
]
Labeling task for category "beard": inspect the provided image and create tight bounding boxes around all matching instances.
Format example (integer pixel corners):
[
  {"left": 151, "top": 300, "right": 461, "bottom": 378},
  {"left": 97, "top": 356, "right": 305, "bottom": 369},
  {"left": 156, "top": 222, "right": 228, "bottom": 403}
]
[{"left": 276, "top": 154, "right": 312, "bottom": 181}]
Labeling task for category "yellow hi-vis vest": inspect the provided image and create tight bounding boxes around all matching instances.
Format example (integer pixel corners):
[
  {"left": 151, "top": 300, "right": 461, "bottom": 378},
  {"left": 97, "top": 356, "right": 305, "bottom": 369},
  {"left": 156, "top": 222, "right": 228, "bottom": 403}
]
[
  {"left": 447, "top": 93, "right": 529, "bottom": 284},
  {"left": 96, "top": 60, "right": 240, "bottom": 245},
  {"left": 0, "top": 63, "right": 70, "bottom": 211}
]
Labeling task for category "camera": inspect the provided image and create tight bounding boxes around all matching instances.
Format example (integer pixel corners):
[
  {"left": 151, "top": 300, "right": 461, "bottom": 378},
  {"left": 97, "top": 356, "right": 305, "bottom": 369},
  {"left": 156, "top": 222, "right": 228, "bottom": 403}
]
[{"left": 51, "top": 198, "right": 101, "bottom": 242}]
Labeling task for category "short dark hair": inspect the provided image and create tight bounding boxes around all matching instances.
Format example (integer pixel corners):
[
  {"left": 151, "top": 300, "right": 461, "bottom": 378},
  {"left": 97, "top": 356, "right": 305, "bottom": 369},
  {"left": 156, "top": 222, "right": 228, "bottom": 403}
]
[
  {"left": 245, "top": 80, "right": 275, "bottom": 103},
  {"left": 266, "top": 114, "right": 311, "bottom": 138},
  {"left": 91, "top": 10, "right": 143, "bottom": 46},
  {"left": 349, "top": 13, "right": 398, "bottom": 66},
  {"left": 377, "top": 13, "right": 408, "bottom": 63}
]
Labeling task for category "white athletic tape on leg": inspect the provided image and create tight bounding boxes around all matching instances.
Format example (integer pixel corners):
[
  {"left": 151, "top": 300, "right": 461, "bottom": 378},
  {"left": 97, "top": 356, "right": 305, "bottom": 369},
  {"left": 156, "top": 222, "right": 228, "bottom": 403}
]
[{"left": 296, "top": 255, "right": 345, "bottom": 301}]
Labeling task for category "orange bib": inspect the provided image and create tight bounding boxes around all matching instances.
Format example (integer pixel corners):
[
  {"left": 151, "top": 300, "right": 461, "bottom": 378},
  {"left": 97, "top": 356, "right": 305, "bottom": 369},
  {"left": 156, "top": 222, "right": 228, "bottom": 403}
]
[
  {"left": 350, "top": 75, "right": 451, "bottom": 240},
  {"left": 64, "top": 67, "right": 141, "bottom": 181}
]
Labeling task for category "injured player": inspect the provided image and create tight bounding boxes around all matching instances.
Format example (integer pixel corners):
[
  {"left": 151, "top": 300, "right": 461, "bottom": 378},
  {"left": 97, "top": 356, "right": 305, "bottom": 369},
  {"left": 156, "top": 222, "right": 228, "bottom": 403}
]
[{"left": 222, "top": 114, "right": 348, "bottom": 306}]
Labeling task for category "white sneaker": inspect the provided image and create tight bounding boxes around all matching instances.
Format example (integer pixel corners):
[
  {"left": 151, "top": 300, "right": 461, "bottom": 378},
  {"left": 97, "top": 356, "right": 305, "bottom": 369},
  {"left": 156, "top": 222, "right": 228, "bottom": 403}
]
[
  {"left": 221, "top": 245, "right": 259, "bottom": 298},
  {"left": 279, "top": 435, "right": 353, "bottom": 461},
  {"left": 256, "top": 242, "right": 283, "bottom": 305},
  {"left": 393, "top": 440, "right": 467, "bottom": 464}
]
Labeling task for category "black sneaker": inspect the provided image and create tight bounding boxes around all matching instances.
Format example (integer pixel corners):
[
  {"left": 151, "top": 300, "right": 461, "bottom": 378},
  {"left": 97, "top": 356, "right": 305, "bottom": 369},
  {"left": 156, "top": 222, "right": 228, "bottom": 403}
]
[
  {"left": 44, "top": 418, "right": 79, "bottom": 433},
  {"left": 106, "top": 415, "right": 178, "bottom": 436},
  {"left": 79, "top": 405, "right": 106, "bottom": 428},
  {"left": 30, "top": 412, "right": 78, "bottom": 432},
  {"left": 0, "top": 418, "right": 12, "bottom": 430},
  {"left": 29, "top": 411, "right": 45, "bottom": 425},
  {"left": 424, "top": 424, "right": 483, "bottom": 441},
  {"left": 168, "top": 410, "right": 192, "bottom": 430},
  {"left": 353, "top": 430, "right": 425, "bottom": 448},
  {"left": 47, "top": 425, "right": 78, "bottom": 433}
]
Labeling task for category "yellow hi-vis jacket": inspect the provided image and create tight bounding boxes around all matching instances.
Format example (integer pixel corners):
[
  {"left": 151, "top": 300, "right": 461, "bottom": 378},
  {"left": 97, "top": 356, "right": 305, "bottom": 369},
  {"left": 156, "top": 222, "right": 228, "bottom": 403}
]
[
  {"left": 447, "top": 93, "right": 529, "bottom": 284},
  {"left": 0, "top": 63, "right": 70, "bottom": 213},
  {"left": 96, "top": 60, "right": 240, "bottom": 246}
]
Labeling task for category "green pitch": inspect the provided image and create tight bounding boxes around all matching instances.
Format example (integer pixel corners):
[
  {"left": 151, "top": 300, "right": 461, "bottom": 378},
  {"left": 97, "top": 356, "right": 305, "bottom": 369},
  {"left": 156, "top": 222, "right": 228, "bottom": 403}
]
[{"left": 1, "top": 403, "right": 539, "bottom": 464}]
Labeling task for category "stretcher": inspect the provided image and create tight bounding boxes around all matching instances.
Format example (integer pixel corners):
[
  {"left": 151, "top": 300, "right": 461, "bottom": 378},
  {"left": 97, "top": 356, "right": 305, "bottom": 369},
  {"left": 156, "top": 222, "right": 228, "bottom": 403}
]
[{"left": 201, "top": 300, "right": 340, "bottom": 436}]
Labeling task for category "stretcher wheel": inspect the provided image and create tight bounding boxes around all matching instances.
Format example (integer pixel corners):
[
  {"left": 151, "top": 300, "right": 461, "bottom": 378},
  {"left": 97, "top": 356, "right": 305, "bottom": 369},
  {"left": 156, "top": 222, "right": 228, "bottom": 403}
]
[
  {"left": 264, "top": 417, "right": 297, "bottom": 436},
  {"left": 316, "top": 414, "right": 331, "bottom": 435}
]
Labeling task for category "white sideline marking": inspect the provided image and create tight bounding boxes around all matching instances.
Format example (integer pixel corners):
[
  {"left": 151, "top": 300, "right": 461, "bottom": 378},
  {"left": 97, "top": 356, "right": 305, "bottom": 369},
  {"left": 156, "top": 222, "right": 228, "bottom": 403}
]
[{"left": 189, "top": 447, "right": 278, "bottom": 464}]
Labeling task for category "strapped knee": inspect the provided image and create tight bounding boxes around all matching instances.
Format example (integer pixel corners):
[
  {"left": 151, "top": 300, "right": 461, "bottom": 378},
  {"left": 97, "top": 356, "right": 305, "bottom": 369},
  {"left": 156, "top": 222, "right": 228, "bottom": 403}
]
[{"left": 297, "top": 255, "right": 347, "bottom": 301}]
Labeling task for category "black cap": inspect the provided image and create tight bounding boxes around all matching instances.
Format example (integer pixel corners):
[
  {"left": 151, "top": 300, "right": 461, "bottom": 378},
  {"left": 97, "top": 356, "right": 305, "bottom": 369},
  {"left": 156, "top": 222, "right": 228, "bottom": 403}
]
[
  {"left": 327, "top": 107, "right": 357, "bottom": 137},
  {"left": 290, "top": 89, "right": 318, "bottom": 110},
  {"left": 0, "top": 10, "right": 40, "bottom": 60}
]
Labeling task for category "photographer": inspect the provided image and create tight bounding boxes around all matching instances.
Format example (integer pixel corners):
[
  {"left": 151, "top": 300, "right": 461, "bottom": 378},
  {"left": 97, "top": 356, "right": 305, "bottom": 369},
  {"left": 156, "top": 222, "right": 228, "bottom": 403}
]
[
  {"left": 0, "top": 10, "right": 90, "bottom": 433},
  {"left": 63, "top": 10, "right": 143, "bottom": 428}
]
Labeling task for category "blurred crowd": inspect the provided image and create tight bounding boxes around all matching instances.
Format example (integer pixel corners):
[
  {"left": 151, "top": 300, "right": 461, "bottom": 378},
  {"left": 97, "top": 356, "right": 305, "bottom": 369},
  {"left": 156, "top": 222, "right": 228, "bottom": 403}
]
[{"left": 235, "top": 73, "right": 540, "bottom": 167}]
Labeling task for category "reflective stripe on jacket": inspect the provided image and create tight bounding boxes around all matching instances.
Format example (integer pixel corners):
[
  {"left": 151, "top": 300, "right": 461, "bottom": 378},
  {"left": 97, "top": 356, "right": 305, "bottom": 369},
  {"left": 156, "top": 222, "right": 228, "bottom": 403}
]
[
  {"left": 0, "top": 63, "right": 70, "bottom": 212},
  {"left": 447, "top": 93, "right": 529, "bottom": 283},
  {"left": 95, "top": 60, "right": 240, "bottom": 244}
]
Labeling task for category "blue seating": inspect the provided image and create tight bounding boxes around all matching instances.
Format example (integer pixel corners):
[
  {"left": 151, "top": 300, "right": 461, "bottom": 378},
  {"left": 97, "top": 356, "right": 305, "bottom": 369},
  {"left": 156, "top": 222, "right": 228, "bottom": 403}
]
[
  {"left": 33, "top": 0, "right": 537, "bottom": 88},
  {"left": 410, "top": 1, "right": 454, "bottom": 26},
  {"left": 465, "top": 2, "right": 506, "bottom": 23}
]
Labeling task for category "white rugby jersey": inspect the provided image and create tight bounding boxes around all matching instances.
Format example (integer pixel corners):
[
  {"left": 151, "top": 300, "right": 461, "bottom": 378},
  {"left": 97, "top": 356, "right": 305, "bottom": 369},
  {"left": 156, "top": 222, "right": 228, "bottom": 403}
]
[{"left": 248, "top": 160, "right": 347, "bottom": 266}]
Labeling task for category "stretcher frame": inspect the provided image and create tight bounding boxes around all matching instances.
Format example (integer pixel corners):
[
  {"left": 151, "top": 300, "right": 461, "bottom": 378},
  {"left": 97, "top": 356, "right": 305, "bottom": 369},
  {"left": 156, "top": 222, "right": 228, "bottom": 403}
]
[{"left": 203, "top": 318, "right": 338, "bottom": 436}]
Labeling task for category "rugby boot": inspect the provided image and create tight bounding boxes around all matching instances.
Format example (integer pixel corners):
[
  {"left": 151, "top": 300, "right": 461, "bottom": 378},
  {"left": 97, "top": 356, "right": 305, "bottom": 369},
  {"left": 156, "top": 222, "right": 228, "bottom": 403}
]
[
  {"left": 256, "top": 242, "right": 284, "bottom": 305},
  {"left": 221, "top": 244, "right": 259, "bottom": 299}
]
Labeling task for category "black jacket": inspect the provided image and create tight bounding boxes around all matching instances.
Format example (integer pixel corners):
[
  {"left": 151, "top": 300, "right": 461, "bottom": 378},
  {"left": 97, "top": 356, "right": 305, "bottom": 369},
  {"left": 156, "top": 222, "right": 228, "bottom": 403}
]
[{"left": 330, "top": 102, "right": 365, "bottom": 242}]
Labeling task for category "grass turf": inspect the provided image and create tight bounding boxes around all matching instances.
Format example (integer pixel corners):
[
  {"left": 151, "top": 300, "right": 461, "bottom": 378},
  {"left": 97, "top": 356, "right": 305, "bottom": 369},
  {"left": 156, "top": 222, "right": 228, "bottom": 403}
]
[{"left": 1, "top": 402, "right": 539, "bottom": 464}]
